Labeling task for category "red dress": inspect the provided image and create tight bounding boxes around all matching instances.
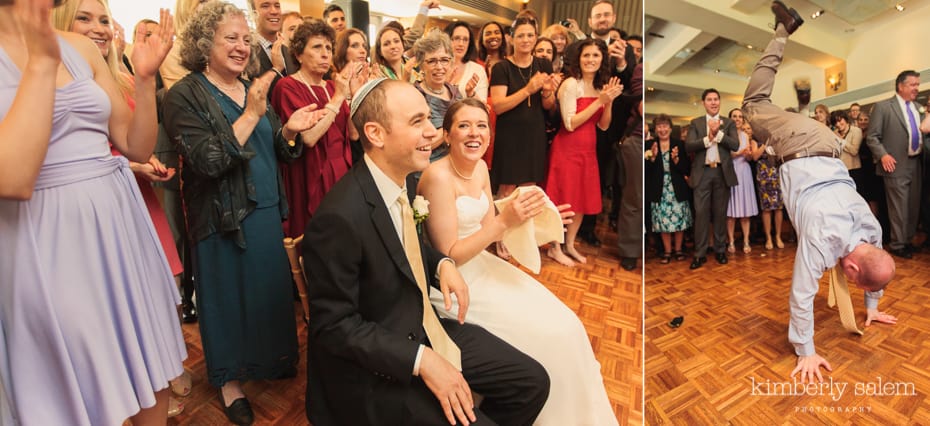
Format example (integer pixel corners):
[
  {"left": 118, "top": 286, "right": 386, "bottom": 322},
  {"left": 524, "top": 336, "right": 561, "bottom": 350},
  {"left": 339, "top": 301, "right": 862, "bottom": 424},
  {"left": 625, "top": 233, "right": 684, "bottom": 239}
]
[
  {"left": 271, "top": 77, "right": 352, "bottom": 237},
  {"left": 544, "top": 97, "right": 602, "bottom": 215},
  {"left": 114, "top": 93, "right": 182, "bottom": 275}
]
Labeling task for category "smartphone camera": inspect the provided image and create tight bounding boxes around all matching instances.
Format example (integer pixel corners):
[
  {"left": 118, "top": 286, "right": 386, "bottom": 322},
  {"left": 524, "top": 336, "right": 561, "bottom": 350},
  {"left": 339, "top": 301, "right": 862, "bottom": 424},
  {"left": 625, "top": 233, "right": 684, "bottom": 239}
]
[{"left": 560, "top": 19, "right": 571, "bottom": 28}]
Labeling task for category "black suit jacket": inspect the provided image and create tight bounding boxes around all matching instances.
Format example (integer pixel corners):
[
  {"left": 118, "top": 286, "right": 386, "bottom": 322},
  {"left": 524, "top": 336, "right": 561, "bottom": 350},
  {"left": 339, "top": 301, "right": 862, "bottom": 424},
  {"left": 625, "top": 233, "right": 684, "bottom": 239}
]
[
  {"left": 645, "top": 138, "right": 691, "bottom": 205},
  {"left": 303, "top": 160, "right": 447, "bottom": 425},
  {"left": 251, "top": 42, "right": 299, "bottom": 96}
]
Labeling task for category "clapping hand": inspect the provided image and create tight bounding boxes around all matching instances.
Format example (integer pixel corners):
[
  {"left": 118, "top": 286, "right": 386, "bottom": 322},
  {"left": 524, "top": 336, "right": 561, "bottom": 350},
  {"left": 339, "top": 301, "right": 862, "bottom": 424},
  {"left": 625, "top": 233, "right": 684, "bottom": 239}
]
[
  {"left": 15, "top": 0, "right": 60, "bottom": 67},
  {"left": 671, "top": 146, "right": 680, "bottom": 163},
  {"left": 403, "top": 58, "right": 419, "bottom": 82},
  {"left": 333, "top": 65, "right": 352, "bottom": 99},
  {"left": 245, "top": 72, "right": 274, "bottom": 119},
  {"left": 708, "top": 118, "right": 721, "bottom": 137},
  {"left": 129, "top": 8, "right": 174, "bottom": 79},
  {"left": 597, "top": 76, "right": 623, "bottom": 105},
  {"left": 369, "top": 62, "right": 386, "bottom": 80},
  {"left": 526, "top": 72, "right": 548, "bottom": 94},
  {"left": 113, "top": 20, "right": 127, "bottom": 60},
  {"left": 545, "top": 73, "right": 563, "bottom": 94},
  {"left": 270, "top": 32, "right": 287, "bottom": 73},
  {"left": 284, "top": 104, "right": 330, "bottom": 141},
  {"left": 465, "top": 73, "right": 479, "bottom": 97},
  {"left": 648, "top": 141, "right": 659, "bottom": 161},
  {"left": 348, "top": 61, "right": 369, "bottom": 96},
  {"left": 285, "top": 104, "right": 328, "bottom": 142}
]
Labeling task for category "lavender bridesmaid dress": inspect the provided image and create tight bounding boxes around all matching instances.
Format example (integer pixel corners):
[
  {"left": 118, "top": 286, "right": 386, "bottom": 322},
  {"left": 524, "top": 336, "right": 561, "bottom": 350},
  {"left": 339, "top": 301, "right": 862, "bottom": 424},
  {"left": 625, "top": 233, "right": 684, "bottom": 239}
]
[{"left": 0, "top": 37, "right": 186, "bottom": 425}]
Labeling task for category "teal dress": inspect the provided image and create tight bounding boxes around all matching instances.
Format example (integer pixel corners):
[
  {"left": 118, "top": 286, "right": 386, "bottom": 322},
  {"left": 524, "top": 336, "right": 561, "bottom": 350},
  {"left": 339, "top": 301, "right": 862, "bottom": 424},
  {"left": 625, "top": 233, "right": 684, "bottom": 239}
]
[{"left": 194, "top": 75, "right": 298, "bottom": 387}]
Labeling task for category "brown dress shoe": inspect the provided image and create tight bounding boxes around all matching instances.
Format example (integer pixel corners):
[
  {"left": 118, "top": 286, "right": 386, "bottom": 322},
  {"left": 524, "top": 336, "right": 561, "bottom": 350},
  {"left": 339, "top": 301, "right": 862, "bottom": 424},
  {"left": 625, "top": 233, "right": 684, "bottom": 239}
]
[{"left": 771, "top": 1, "right": 804, "bottom": 34}]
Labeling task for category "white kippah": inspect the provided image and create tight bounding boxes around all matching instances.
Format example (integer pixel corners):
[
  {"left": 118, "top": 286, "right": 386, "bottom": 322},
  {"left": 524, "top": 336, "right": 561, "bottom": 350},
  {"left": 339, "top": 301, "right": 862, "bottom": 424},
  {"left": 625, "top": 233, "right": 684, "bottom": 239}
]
[{"left": 350, "top": 78, "right": 390, "bottom": 119}]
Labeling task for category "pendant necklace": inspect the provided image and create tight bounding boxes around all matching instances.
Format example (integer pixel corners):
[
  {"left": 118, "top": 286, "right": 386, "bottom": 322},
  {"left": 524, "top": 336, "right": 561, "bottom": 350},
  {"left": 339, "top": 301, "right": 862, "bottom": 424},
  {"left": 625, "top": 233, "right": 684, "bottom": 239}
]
[{"left": 515, "top": 57, "right": 535, "bottom": 107}]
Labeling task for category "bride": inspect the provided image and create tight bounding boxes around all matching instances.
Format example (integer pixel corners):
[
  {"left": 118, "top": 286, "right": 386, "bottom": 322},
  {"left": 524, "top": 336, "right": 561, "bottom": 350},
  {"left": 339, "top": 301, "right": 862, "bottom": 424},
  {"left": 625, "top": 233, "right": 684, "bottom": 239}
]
[{"left": 417, "top": 98, "right": 618, "bottom": 425}]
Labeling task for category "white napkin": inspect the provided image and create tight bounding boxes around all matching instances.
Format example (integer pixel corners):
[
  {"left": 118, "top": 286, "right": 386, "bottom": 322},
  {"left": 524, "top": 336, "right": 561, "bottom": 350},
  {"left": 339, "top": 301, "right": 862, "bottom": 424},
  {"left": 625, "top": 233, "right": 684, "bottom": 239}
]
[{"left": 493, "top": 186, "right": 564, "bottom": 274}]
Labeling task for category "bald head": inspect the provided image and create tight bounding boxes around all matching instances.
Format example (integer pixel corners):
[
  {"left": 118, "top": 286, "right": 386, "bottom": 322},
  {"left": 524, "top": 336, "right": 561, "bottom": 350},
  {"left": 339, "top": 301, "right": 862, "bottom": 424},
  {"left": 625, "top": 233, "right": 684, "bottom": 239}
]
[{"left": 843, "top": 244, "right": 895, "bottom": 292}]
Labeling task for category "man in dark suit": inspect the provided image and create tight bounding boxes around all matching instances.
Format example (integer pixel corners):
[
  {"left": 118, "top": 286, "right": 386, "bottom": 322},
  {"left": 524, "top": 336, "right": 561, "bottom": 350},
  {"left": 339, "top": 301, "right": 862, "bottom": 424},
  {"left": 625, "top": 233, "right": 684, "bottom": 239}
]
[
  {"left": 865, "top": 70, "right": 923, "bottom": 259},
  {"left": 303, "top": 79, "right": 549, "bottom": 426},
  {"left": 247, "top": 0, "right": 298, "bottom": 87},
  {"left": 685, "top": 88, "right": 740, "bottom": 269}
]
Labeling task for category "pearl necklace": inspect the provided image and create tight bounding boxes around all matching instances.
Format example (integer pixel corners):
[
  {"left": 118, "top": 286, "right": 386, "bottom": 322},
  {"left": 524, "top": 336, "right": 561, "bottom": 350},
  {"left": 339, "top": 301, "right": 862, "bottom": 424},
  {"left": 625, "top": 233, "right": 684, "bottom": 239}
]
[
  {"left": 424, "top": 83, "right": 445, "bottom": 96},
  {"left": 294, "top": 69, "right": 331, "bottom": 104},
  {"left": 449, "top": 158, "right": 474, "bottom": 180}
]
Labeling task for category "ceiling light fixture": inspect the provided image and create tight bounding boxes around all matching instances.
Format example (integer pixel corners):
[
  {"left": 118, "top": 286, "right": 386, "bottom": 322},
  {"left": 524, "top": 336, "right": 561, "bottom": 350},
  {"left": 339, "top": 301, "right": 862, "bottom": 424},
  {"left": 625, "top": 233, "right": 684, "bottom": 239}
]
[
  {"left": 811, "top": 10, "right": 824, "bottom": 19},
  {"left": 746, "top": 44, "right": 753, "bottom": 50},
  {"left": 896, "top": 4, "right": 905, "bottom": 11},
  {"left": 647, "top": 87, "right": 655, "bottom": 92},
  {"left": 673, "top": 47, "right": 694, "bottom": 59}
]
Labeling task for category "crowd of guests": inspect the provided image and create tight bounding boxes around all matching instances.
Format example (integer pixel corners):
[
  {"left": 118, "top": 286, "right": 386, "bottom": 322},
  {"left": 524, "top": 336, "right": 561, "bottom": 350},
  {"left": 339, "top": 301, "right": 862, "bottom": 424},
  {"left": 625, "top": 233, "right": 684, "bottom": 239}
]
[
  {"left": 646, "top": 76, "right": 930, "bottom": 270},
  {"left": 0, "top": 0, "right": 639, "bottom": 424}
]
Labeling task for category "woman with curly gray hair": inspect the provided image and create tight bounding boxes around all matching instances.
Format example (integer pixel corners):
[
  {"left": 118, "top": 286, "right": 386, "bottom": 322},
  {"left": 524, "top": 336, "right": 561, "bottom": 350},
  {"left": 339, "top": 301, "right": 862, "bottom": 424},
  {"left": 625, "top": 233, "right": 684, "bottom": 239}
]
[
  {"left": 413, "top": 29, "right": 463, "bottom": 164},
  {"left": 162, "top": 2, "right": 325, "bottom": 424}
]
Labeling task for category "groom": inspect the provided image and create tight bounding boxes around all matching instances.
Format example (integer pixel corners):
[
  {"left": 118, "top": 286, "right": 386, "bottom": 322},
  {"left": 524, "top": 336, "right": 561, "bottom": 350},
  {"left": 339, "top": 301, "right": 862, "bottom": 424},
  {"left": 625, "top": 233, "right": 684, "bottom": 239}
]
[{"left": 303, "top": 78, "right": 550, "bottom": 425}]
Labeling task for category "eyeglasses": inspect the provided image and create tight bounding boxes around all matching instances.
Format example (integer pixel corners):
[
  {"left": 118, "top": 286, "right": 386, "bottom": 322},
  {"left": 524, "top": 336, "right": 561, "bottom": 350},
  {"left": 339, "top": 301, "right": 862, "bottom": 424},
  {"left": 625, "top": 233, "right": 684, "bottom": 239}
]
[{"left": 423, "top": 57, "right": 452, "bottom": 67}]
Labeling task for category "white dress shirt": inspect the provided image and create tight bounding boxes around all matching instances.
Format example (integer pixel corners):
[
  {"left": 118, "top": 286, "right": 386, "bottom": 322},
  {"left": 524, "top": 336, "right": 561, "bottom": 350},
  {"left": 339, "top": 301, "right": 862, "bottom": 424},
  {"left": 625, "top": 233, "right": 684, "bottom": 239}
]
[
  {"left": 703, "top": 114, "right": 724, "bottom": 164},
  {"left": 895, "top": 94, "right": 922, "bottom": 156},
  {"left": 364, "top": 154, "right": 456, "bottom": 376}
]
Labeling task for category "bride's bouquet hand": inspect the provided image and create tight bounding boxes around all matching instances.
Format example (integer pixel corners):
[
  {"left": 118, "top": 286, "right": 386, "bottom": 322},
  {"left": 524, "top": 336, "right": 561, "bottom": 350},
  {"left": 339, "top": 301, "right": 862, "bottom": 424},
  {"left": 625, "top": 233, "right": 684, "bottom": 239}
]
[{"left": 499, "top": 188, "right": 547, "bottom": 228}]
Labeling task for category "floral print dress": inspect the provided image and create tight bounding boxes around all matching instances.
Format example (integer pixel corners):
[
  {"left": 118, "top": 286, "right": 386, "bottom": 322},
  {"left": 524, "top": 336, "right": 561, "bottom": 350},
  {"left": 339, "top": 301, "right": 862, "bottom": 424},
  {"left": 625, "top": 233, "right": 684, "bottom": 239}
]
[{"left": 651, "top": 150, "right": 693, "bottom": 232}]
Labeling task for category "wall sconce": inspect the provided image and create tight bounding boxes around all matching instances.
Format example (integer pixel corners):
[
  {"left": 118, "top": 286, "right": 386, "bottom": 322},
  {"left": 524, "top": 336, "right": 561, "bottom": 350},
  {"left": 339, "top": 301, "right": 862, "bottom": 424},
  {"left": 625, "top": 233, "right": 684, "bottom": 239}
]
[{"left": 828, "top": 72, "right": 844, "bottom": 92}]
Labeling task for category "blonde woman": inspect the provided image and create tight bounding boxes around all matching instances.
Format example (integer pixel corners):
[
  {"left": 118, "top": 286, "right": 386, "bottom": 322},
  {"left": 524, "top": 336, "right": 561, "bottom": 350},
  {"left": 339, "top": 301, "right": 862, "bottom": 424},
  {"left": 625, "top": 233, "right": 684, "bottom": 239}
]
[
  {"left": 541, "top": 23, "right": 571, "bottom": 73},
  {"left": 1, "top": 0, "right": 185, "bottom": 423},
  {"left": 53, "top": 0, "right": 191, "bottom": 416}
]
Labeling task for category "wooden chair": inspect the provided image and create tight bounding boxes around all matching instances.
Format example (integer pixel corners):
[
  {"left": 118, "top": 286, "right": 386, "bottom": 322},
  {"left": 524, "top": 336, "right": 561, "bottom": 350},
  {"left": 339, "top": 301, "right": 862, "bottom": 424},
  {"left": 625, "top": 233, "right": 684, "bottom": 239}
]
[{"left": 283, "top": 235, "right": 310, "bottom": 324}]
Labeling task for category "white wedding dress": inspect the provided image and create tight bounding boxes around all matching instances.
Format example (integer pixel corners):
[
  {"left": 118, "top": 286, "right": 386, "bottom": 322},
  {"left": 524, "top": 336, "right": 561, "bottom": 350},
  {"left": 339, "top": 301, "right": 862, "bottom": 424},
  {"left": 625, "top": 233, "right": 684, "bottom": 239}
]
[{"left": 430, "top": 193, "right": 618, "bottom": 426}]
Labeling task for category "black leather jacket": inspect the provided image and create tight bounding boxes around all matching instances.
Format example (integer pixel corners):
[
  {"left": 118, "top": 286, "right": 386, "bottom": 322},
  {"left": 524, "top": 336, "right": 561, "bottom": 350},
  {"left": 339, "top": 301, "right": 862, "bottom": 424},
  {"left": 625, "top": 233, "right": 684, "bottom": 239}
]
[{"left": 163, "top": 72, "right": 302, "bottom": 247}]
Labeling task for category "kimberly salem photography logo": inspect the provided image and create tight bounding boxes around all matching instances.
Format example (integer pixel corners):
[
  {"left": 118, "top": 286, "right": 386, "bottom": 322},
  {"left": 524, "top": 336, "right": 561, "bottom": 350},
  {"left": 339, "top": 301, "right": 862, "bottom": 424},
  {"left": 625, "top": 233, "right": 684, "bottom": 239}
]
[{"left": 749, "top": 377, "right": 916, "bottom": 402}]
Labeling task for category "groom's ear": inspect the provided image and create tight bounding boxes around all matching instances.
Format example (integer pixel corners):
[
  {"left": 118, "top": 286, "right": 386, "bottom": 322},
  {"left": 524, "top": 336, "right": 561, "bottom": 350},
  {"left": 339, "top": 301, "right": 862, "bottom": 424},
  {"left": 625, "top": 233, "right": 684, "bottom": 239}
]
[{"left": 364, "top": 122, "right": 386, "bottom": 149}]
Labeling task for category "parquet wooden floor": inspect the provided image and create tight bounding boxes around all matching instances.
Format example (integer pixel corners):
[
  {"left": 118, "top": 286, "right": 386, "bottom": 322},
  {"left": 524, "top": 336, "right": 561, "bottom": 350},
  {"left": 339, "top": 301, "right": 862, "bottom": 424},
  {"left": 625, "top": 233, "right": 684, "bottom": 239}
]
[
  {"left": 167, "top": 220, "right": 639, "bottom": 425},
  {"left": 645, "top": 239, "right": 930, "bottom": 424}
]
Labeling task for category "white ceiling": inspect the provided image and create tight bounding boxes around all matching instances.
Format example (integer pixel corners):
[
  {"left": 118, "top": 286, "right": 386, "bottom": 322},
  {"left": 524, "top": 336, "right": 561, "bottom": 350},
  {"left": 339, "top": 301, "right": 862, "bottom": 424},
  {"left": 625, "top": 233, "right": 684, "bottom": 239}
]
[
  {"left": 644, "top": 0, "right": 930, "bottom": 123},
  {"left": 108, "top": 0, "right": 492, "bottom": 33}
]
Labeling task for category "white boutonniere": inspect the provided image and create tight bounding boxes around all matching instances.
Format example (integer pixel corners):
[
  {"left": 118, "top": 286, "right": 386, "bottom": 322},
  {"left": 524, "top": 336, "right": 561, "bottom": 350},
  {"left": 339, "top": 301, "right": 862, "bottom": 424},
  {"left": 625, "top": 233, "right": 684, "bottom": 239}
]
[{"left": 412, "top": 195, "right": 430, "bottom": 226}]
